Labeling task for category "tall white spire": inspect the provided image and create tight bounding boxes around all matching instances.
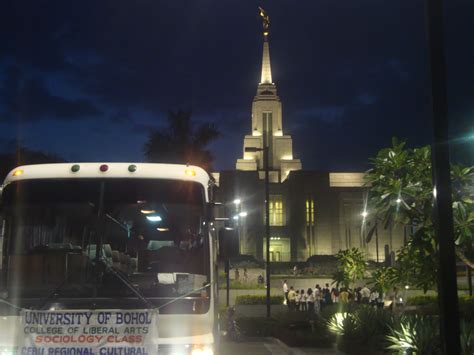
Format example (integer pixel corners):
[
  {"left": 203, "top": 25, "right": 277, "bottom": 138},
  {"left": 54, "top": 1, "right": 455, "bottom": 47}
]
[
  {"left": 260, "top": 41, "right": 273, "bottom": 84},
  {"left": 236, "top": 7, "right": 302, "bottom": 181}
]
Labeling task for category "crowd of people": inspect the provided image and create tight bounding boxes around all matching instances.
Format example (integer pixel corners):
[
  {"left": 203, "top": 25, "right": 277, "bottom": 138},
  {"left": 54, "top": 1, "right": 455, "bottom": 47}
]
[{"left": 282, "top": 280, "right": 400, "bottom": 313}]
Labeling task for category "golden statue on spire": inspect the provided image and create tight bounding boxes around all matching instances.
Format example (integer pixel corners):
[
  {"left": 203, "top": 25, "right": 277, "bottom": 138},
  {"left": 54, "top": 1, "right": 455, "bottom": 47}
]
[{"left": 258, "top": 6, "right": 270, "bottom": 39}]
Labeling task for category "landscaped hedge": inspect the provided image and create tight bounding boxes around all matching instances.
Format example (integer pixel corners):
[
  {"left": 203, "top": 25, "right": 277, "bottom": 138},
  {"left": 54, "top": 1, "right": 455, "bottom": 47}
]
[
  {"left": 235, "top": 314, "right": 334, "bottom": 348},
  {"left": 235, "top": 295, "right": 284, "bottom": 305},
  {"left": 406, "top": 295, "right": 438, "bottom": 306},
  {"left": 406, "top": 295, "right": 474, "bottom": 320}
]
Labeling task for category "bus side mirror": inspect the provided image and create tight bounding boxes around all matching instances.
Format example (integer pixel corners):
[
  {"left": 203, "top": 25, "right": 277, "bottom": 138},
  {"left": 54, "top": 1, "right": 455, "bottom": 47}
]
[
  {"left": 207, "top": 202, "right": 229, "bottom": 222},
  {"left": 218, "top": 228, "right": 239, "bottom": 259}
]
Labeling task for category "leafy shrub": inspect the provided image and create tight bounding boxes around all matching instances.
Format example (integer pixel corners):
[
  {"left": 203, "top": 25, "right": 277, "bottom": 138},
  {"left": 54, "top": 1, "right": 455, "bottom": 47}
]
[
  {"left": 333, "top": 248, "right": 367, "bottom": 288},
  {"left": 235, "top": 317, "right": 278, "bottom": 337},
  {"left": 320, "top": 303, "right": 359, "bottom": 321},
  {"left": 235, "top": 295, "right": 284, "bottom": 305},
  {"left": 230, "top": 254, "right": 264, "bottom": 268},
  {"left": 327, "top": 306, "right": 394, "bottom": 354},
  {"left": 386, "top": 315, "right": 440, "bottom": 354},
  {"left": 218, "top": 280, "right": 265, "bottom": 290},
  {"left": 461, "top": 320, "right": 474, "bottom": 355}
]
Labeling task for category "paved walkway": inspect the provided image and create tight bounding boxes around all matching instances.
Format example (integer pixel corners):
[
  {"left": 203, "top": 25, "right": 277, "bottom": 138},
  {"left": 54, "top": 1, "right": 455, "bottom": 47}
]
[{"left": 219, "top": 337, "right": 344, "bottom": 355}]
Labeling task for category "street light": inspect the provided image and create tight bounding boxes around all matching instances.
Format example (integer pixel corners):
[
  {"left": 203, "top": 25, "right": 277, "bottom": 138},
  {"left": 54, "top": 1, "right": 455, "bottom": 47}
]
[{"left": 245, "top": 145, "right": 271, "bottom": 317}]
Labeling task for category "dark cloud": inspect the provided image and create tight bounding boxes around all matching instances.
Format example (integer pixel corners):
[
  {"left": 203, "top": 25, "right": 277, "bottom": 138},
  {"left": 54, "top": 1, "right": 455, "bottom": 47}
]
[
  {"left": 109, "top": 110, "right": 133, "bottom": 124},
  {"left": 130, "top": 123, "right": 160, "bottom": 134},
  {"left": 1, "top": 70, "right": 102, "bottom": 122},
  {"left": 0, "top": 0, "right": 472, "bottom": 169}
]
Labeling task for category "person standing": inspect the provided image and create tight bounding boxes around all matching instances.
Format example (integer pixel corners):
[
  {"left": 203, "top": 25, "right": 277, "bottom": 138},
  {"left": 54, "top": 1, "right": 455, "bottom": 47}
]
[
  {"left": 234, "top": 268, "right": 240, "bottom": 282},
  {"left": 243, "top": 268, "right": 248, "bottom": 283},
  {"left": 314, "top": 285, "right": 321, "bottom": 314},
  {"left": 360, "top": 285, "right": 371, "bottom": 304},
  {"left": 331, "top": 287, "right": 339, "bottom": 303},
  {"left": 339, "top": 288, "right": 349, "bottom": 304},
  {"left": 306, "top": 288, "right": 315, "bottom": 314},
  {"left": 295, "top": 289, "right": 300, "bottom": 311},
  {"left": 370, "top": 288, "right": 379, "bottom": 307},
  {"left": 388, "top": 286, "right": 399, "bottom": 311},
  {"left": 288, "top": 286, "right": 296, "bottom": 311},
  {"left": 323, "top": 283, "right": 332, "bottom": 307},
  {"left": 300, "top": 289, "right": 307, "bottom": 311},
  {"left": 283, "top": 280, "right": 289, "bottom": 305}
]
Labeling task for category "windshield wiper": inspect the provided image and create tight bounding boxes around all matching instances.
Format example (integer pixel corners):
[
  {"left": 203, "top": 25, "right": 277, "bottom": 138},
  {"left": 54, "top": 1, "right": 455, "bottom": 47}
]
[
  {"left": 156, "top": 282, "right": 212, "bottom": 311},
  {"left": 37, "top": 265, "right": 89, "bottom": 310},
  {"left": 0, "top": 297, "right": 24, "bottom": 311},
  {"left": 101, "top": 258, "right": 155, "bottom": 309}
]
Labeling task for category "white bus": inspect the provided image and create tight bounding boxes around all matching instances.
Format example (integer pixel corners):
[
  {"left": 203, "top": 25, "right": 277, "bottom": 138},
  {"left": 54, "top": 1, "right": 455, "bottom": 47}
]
[{"left": 0, "top": 163, "right": 218, "bottom": 355}]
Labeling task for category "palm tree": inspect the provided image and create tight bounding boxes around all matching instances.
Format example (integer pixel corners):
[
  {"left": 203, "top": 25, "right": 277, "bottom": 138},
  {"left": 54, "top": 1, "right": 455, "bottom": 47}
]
[
  {"left": 0, "top": 145, "right": 65, "bottom": 180},
  {"left": 143, "top": 110, "right": 220, "bottom": 171}
]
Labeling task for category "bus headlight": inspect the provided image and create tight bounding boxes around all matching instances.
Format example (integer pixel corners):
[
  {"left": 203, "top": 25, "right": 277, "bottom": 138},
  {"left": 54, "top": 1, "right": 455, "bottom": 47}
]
[
  {"left": 191, "top": 345, "right": 213, "bottom": 355},
  {"left": 0, "top": 348, "right": 16, "bottom": 355}
]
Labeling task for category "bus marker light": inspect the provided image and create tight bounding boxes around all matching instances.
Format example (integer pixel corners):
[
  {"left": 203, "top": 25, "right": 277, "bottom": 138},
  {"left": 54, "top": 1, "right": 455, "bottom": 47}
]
[
  {"left": 185, "top": 168, "right": 196, "bottom": 177},
  {"left": 146, "top": 215, "right": 162, "bottom": 222},
  {"left": 140, "top": 209, "right": 156, "bottom": 214},
  {"left": 12, "top": 169, "right": 24, "bottom": 177},
  {"left": 128, "top": 164, "right": 137, "bottom": 172},
  {"left": 100, "top": 164, "right": 109, "bottom": 172},
  {"left": 71, "top": 164, "right": 80, "bottom": 173}
]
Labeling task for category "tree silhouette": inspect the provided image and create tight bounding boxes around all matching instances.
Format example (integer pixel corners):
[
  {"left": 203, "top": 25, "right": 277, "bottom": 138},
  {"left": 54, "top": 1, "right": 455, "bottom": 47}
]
[
  {"left": 0, "top": 145, "right": 65, "bottom": 181},
  {"left": 143, "top": 110, "right": 219, "bottom": 171}
]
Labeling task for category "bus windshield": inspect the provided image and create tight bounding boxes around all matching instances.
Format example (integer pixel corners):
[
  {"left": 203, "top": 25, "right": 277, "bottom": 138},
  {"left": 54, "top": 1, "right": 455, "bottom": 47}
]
[{"left": 0, "top": 178, "right": 209, "bottom": 313}]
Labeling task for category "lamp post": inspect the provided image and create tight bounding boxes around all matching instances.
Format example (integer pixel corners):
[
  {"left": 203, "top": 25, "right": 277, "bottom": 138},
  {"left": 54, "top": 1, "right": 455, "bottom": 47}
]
[
  {"left": 245, "top": 145, "right": 271, "bottom": 317},
  {"left": 426, "top": 0, "right": 461, "bottom": 352},
  {"left": 234, "top": 199, "right": 242, "bottom": 254}
]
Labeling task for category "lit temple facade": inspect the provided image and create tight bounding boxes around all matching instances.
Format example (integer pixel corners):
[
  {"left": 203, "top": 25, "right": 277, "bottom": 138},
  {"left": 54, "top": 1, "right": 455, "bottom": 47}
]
[
  {"left": 235, "top": 35, "right": 302, "bottom": 183},
  {"left": 215, "top": 10, "right": 406, "bottom": 262}
]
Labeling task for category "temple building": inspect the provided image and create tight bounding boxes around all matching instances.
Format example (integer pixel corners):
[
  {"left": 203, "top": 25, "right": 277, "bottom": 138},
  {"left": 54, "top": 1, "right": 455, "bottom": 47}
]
[
  {"left": 214, "top": 10, "right": 406, "bottom": 262},
  {"left": 235, "top": 32, "right": 301, "bottom": 183}
]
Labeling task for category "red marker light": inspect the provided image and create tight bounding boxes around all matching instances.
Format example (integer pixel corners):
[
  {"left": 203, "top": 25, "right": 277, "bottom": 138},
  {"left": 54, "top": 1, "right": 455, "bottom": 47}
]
[{"left": 99, "top": 164, "right": 109, "bottom": 172}]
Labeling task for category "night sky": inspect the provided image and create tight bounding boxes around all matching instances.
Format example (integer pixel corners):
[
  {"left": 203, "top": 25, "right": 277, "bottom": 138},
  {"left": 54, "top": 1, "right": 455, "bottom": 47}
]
[{"left": 1, "top": 1, "right": 473, "bottom": 171}]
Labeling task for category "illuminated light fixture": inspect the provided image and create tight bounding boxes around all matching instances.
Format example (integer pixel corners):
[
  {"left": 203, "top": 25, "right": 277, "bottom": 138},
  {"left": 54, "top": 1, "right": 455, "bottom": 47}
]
[
  {"left": 137, "top": 200, "right": 147, "bottom": 204},
  {"left": 185, "top": 168, "right": 196, "bottom": 177},
  {"left": 396, "top": 198, "right": 402, "bottom": 204},
  {"left": 281, "top": 155, "right": 293, "bottom": 160},
  {"left": 12, "top": 169, "right": 24, "bottom": 177},
  {"left": 128, "top": 164, "right": 137, "bottom": 172},
  {"left": 232, "top": 215, "right": 239, "bottom": 220},
  {"left": 239, "top": 211, "right": 248, "bottom": 217},
  {"left": 157, "top": 227, "right": 169, "bottom": 232},
  {"left": 405, "top": 285, "right": 410, "bottom": 290},
  {"left": 243, "top": 155, "right": 254, "bottom": 160},
  {"left": 252, "top": 130, "right": 262, "bottom": 136},
  {"left": 361, "top": 211, "right": 368, "bottom": 218},
  {"left": 224, "top": 227, "right": 234, "bottom": 231},
  {"left": 146, "top": 215, "right": 162, "bottom": 222},
  {"left": 191, "top": 346, "right": 214, "bottom": 355},
  {"left": 273, "top": 130, "right": 283, "bottom": 137},
  {"left": 233, "top": 198, "right": 241, "bottom": 205},
  {"left": 140, "top": 209, "right": 156, "bottom": 214},
  {"left": 99, "top": 164, "right": 109, "bottom": 172},
  {"left": 71, "top": 164, "right": 80, "bottom": 173}
]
